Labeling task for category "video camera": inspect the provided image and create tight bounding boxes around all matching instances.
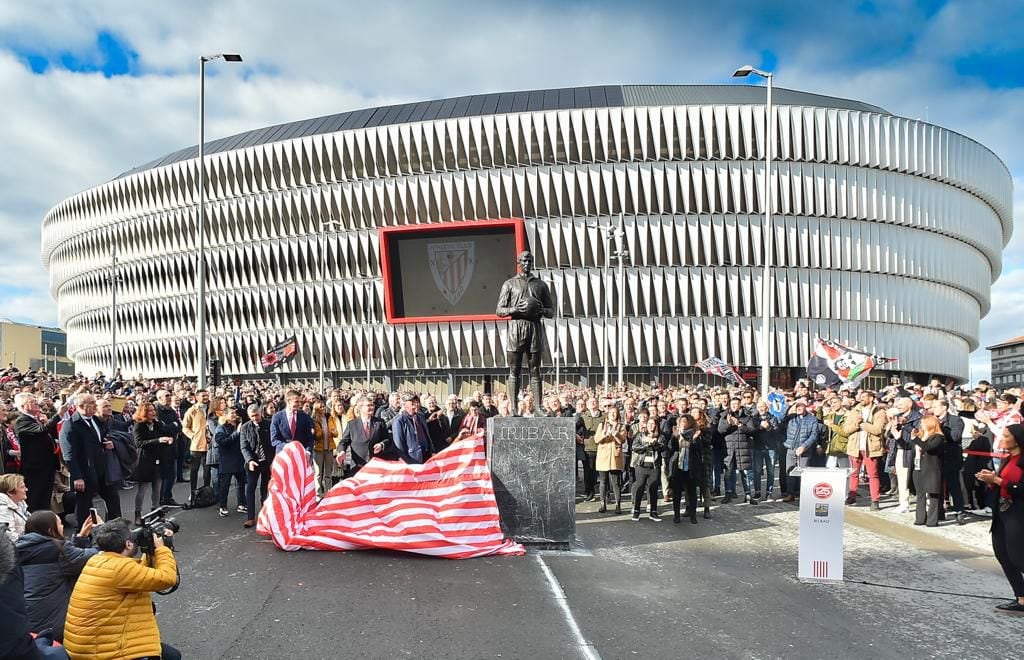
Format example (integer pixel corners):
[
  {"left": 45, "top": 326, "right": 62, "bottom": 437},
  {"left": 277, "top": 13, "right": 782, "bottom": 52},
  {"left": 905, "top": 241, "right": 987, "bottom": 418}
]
[{"left": 131, "top": 506, "right": 180, "bottom": 555}]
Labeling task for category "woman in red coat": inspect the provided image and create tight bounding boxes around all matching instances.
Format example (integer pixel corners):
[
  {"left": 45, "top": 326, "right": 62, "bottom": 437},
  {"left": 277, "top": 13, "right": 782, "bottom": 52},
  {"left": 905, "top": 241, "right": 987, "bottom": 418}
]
[{"left": 976, "top": 423, "right": 1024, "bottom": 615}]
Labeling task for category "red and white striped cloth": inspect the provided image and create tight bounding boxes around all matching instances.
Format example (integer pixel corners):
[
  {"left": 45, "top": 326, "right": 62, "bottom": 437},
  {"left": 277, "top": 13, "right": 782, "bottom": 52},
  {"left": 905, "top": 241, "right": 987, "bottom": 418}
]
[{"left": 257, "top": 431, "right": 524, "bottom": 559}]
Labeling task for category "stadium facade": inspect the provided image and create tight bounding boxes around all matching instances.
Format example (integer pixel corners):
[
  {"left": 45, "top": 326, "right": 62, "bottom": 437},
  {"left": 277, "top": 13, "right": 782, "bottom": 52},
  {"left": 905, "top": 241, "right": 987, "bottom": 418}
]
[{"left": 41, "top": 85, "right": 1013, "bottom": 394}]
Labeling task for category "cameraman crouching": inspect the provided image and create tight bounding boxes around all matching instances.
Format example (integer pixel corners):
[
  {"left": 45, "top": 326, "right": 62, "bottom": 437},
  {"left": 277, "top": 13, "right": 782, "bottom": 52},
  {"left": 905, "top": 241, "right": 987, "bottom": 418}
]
[{"left": 63, "top": 519, "right": 180, "bottom": 660}]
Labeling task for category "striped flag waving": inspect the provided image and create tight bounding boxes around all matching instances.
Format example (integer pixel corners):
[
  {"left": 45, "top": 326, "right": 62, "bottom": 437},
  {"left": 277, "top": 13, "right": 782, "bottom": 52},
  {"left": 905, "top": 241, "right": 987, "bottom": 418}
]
[{"left": 257, "top": 431, "right": 525, "bottom": 559}]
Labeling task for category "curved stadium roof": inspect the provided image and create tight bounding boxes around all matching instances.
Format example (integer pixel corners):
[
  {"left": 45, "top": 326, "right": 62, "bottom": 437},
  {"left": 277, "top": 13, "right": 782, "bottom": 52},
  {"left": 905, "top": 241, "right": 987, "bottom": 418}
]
[{"left": 115, "top": 84, "right": 890, "bottom": 180}]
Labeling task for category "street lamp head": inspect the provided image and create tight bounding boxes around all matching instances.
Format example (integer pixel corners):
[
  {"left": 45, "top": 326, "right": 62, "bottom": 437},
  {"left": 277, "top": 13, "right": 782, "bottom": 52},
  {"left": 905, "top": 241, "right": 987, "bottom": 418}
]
[
  {"left": 201, "top": 53, "right": 244, "bottom": 63},
  {"left": 732, "top": 64, "right": 771, "bottom": 79}
]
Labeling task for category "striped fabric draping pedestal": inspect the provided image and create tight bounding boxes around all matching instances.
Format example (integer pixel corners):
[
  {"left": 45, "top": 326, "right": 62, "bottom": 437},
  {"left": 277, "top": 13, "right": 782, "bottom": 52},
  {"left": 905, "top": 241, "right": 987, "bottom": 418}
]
[{"left": 256, "top": 432, "right": 525, "bottom": 559}]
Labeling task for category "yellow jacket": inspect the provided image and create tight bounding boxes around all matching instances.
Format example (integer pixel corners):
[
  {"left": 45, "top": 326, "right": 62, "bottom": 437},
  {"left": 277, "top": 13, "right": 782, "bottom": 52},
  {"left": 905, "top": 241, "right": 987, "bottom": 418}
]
[
  {"left": 317, "top": 412, "right": 352, "bottom": 452},
  {"left": 64, "top": 546, "right": 178, "bottom": 660},
  {"left": 182, "top": 403, "right": 210, "bottom": 452}
]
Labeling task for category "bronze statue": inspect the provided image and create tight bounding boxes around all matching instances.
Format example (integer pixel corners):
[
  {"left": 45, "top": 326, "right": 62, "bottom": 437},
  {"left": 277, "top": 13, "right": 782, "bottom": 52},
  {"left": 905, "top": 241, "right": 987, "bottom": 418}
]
[{"left": 495, "top": 251, "right": 554, "bottom": 412}]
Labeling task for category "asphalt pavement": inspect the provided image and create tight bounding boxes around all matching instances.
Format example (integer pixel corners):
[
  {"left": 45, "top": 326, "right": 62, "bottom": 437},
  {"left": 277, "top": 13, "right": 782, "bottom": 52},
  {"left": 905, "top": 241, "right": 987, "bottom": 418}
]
[{"left": 96, "top": 481, "right": 1024, "bottom": 660}]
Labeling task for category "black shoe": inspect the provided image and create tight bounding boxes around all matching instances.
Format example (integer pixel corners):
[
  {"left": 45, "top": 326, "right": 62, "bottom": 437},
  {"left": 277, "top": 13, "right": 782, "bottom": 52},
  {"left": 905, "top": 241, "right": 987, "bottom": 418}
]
[
  {"left": 598, "top": 505, "right": 607, "bottom": 513},
  {"left": 673, "top": 513, "right": 680, "bottom": 524},
  {"left": 615, "top": 505, "right": 622, "bottom": 515},
  {"left": 647, "top": 512, "right": 662, "bottom": 522},
  {"left": 584, "top": 494, "right": 596, "bottom": 502},
  {"left": 712, "top": 487, "right": 721, "bottom": 497},
  {"left": 845, "top": 494, "right": 857, "bottom": 506},
  {"left": 754, "top": 492, "right": 762, "bottom": 500},
  {"left": 956, "top": 513, "right": 968, "bottom": 525},
  {"left": 722, "top": 493, "right": 734, "bottom": 505},
  {"left": 703, "top": 508, "right": 711, "bottom": 520},
  {"left": 750, "top": 498, "right": 759, "bottom": 505},
  {"left": 631, "top": 512, "right": 640, "bottom": 521},
  {"left": 995, "top": 601, "right": 1024, "bottom": 615},
  {"left": 161, "top": 499, "right": 183, "bottom": 508}
]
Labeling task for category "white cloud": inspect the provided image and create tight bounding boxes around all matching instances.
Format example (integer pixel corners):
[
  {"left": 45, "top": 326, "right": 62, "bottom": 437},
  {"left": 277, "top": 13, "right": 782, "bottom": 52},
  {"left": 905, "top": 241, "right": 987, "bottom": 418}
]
[{"left": 0, "top": 2, "right": 1018, "bottom": 382}]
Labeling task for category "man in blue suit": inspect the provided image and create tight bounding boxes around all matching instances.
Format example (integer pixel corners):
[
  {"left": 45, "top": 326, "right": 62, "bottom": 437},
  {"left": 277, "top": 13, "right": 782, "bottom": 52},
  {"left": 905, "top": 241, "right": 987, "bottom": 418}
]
[
  {"left": 270, "top": 389, "right": 315, "bottom": 455},
  {"left": 391, "top": 393, "right": 432, "bottom": 464}
]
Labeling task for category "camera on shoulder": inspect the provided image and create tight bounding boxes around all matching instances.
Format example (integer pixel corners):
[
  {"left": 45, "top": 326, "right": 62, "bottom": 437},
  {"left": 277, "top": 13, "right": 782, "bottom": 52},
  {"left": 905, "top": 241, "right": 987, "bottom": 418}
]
[{"left": 131, "top": 506, "right": 181, "bottom": 555}]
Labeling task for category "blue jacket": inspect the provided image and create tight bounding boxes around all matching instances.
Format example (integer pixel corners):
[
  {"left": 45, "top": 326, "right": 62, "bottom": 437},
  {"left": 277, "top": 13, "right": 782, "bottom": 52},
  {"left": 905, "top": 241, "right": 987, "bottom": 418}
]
[
  {"left": 391, "top": 412, "right": 432, "bottom": 464},
  {"left": 270, "top": 409, "right": 315, "bottom": 454},
  {"left": 215, "top": 423, "right": 244, "bottom": 474},
  {"left": 16, "top": 532, "right": 98, "bottom": 640},
  {"left": 784, "top": 412, "right": 822, "bottom": 452}
]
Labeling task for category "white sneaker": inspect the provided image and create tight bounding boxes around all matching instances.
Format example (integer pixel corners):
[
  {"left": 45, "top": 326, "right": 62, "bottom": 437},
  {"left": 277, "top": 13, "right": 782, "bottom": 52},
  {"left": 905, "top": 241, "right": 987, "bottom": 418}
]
[{"left": 896, "top": 505, "right": 909, "bottom": 514}]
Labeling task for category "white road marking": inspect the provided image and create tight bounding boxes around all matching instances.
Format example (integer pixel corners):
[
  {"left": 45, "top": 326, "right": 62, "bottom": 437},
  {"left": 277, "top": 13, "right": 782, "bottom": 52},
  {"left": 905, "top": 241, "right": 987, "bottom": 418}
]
[{"left": 535, "top": 554, "right": 601, "bottom": 660}]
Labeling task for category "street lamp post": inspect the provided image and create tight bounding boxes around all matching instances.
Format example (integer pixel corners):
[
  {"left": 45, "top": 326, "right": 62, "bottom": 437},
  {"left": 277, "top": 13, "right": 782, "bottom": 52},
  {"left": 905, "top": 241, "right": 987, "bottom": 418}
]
[
  {"left": 615, "top": 213, "right": 628, "bottom": 389},
  {"left": 590, "top": 217, "right": 627, "bottom": 394},
  {"left": 365, "top": 279, "right": 375, "bottom": 392},
  {"left": 196, "top": 52, "right": 243, "bottom": 390},
  {"left": 109, "top": 242, "right": 119, "bottom": 378},
  {"left": 319, "top": 218, "right": 344, "bottom": 394},
  {"left": 547, "top": 273, "right": 561, "bottom": 389},
  {"left": 733, "top": 64, "right": 774, "bottom": 399}
]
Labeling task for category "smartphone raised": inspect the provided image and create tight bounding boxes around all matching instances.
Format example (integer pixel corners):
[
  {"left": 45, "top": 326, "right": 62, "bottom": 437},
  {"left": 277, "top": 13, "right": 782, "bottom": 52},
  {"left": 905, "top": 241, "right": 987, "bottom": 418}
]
[{"left": 89, "top": 508, "right": 99, "bottom": 524}]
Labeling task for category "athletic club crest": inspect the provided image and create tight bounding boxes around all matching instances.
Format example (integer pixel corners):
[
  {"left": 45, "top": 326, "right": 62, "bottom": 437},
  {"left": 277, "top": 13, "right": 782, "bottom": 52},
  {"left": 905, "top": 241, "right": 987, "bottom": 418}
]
[{"left": 427, "top": 241, "right": 475, "bottom": 306}]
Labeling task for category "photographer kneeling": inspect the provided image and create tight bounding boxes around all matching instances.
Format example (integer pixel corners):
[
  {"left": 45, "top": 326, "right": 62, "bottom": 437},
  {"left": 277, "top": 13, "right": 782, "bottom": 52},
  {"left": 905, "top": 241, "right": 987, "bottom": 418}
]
[{"left": 63, "top": 519, "right": 180, "bottom": 660}]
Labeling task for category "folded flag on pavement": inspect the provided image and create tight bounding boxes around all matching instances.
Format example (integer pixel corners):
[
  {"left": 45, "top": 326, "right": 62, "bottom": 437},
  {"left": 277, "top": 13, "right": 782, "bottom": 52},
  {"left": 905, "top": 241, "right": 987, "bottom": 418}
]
[
  {"left": 695, "top": 356, "right": 745, "bottom": 385},
  {"left": 806, "top": 338, "right": 897, "bottom": 389},
  {"left": 257, "top": 431, "right": 525, "bottom": 559}
]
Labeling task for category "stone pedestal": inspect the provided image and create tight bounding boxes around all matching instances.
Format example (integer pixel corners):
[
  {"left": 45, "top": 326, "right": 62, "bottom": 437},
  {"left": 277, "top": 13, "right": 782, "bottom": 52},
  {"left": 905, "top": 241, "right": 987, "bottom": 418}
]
[{"left": 487, "top": 416, "right": 575, "bottom": 548}]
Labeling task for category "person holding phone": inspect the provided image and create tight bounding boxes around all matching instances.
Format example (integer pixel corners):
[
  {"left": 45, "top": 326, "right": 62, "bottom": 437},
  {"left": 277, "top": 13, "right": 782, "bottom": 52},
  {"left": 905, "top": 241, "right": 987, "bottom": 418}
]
[
  {"left": 976, "top": 423, "right": 1024, "bottom": 615},
  {"left": 16, "top": 509, "right": 100, "bottom": 641}
]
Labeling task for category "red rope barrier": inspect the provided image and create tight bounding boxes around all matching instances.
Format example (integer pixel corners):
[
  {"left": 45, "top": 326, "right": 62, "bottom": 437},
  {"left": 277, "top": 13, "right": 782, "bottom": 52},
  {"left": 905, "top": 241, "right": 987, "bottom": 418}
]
[{"left": 963, "top": 450, "right": 1009, "bottom": 459}]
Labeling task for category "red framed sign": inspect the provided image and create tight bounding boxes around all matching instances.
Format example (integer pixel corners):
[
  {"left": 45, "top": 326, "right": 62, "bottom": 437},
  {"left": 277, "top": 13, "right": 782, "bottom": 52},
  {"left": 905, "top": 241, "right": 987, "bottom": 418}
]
[{"left": 379, "top": 218, "right": 527, "bottom": 324}]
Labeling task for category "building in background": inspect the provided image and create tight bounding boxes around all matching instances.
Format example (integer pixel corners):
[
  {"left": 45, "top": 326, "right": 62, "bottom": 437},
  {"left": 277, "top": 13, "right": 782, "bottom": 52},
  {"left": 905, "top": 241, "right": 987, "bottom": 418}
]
[
  {"left": 0, "top": 318, "right": 73, "bottom": 375},
  {"left": 987, "top": 335, "right": 1024, "bottom": 390},
  {"left": 40, "top": 84, "right": 1013, "bottom": 396}
]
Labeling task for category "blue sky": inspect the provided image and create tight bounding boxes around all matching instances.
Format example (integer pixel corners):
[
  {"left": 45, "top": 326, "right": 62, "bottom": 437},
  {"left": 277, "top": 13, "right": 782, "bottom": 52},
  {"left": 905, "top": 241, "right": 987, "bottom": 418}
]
[{"left": 0, "top": 0, "right": 1020, "bottom": 381}]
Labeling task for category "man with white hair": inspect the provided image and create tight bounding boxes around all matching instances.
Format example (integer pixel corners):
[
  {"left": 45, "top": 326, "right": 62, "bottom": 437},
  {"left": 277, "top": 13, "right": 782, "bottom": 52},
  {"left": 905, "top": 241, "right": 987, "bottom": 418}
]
[
  {"left": 887, "top": 396, "right": 922, "bottom": 514},
  {"left": 65, "top": 392, "right": 123, "bottom": 529},
  {"left": 12, "top": 393, "right": 61, "bottom": 512}
]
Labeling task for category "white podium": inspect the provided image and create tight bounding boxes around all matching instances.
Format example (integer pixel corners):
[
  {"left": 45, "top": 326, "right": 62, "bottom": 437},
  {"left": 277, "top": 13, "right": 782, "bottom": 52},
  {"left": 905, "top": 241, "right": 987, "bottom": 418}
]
[{"left": 797, "top": 467, "right": 847, "bottom": 582}]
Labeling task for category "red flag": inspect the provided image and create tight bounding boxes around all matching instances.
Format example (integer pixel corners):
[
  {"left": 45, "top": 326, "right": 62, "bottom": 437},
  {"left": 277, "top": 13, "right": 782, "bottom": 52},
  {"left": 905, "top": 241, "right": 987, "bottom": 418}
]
[{"left": 257, "top": 432, "right": 524, "bottom": 559}]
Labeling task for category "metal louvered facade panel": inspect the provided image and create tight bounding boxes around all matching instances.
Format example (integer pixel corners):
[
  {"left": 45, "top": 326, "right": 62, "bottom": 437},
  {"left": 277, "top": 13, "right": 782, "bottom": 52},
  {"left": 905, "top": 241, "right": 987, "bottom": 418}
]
[{"left": 41, "top": 85, "right": 1012, "bottom": 383}]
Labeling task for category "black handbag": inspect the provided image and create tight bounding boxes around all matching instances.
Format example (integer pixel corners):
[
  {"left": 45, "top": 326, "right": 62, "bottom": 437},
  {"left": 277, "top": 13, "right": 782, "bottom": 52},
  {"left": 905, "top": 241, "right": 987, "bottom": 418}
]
[{"left": 183, "top": 485, "right": 216, "bottom": 509}]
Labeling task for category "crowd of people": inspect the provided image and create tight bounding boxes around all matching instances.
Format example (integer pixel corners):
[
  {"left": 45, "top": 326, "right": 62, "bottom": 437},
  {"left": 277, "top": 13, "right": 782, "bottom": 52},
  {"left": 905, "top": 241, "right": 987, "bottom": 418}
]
[{"left": 0, "top": 361, "right": 1022, "bottom": 658}]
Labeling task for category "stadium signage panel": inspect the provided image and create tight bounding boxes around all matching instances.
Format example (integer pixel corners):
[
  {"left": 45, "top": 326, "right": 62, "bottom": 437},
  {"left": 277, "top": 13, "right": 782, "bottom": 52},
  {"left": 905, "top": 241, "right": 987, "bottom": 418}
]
[{"left": 379, "top": 219, "right": 527, "bottom": 324}]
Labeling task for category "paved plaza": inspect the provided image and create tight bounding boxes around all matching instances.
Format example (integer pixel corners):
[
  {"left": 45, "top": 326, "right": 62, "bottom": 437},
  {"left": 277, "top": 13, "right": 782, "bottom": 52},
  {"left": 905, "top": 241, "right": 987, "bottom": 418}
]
[{"left": 127, "top": 481, "right": 1024, "bottom": 660}]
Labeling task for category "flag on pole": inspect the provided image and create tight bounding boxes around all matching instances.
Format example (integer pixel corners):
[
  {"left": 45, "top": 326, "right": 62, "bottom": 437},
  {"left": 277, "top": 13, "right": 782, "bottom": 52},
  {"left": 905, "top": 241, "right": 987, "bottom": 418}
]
[
  {"left": 260, "top": 335, "right": 299, "bottom": 373},
  {"left": 695, "top": 356, "right": 746, "bottom": 385},
  {"left": 806, "top": 338, "right": 897, "bottom": 389},
  {"left": 257, "top": 431, "right": 525, "bottom": 559}
]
